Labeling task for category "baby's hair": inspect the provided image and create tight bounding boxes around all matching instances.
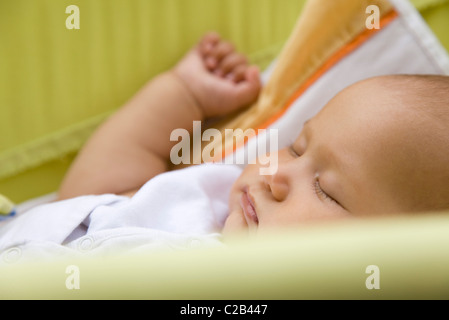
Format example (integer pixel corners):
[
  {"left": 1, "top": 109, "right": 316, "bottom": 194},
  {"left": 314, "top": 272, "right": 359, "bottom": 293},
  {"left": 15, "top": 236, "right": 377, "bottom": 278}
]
[
  {"left": 376, "top": 74, "right": 449, "bottom": 127},
  {"left": 377, "top": 74, "right": 449, "bottom": 211},
  {"left": 346, "top": 74, "right": 449, "bottom": 213}
]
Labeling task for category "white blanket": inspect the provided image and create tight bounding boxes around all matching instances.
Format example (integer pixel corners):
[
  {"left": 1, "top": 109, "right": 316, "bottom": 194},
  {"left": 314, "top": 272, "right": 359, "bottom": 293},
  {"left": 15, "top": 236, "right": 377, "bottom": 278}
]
[{"left": 0, "top": 164, "right": 242, "bottom": 264}]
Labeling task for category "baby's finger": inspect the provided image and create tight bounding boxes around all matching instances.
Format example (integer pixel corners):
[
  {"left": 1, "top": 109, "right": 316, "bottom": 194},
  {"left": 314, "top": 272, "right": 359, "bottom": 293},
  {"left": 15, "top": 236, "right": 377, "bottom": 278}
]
[
  {"left": 199, "top": 32, "right": 220, "bottom": 55},
  {"left": 226, "top": 65, "right": 248, "bottom": 83},
  {"left": 199, "top": 33, "right": 221, "bottom": 70},
  {"left": 232, "top": 65, "right": 261, "bottom": 106},
  {"left": 208, "top": 41, "right": 234, "bottom": 67},
  {"left": 245, "top": 65, "right": 261, "bottom": 85},
  {"left": 218, "top": 53, "right": 248, "bottom": 78}
]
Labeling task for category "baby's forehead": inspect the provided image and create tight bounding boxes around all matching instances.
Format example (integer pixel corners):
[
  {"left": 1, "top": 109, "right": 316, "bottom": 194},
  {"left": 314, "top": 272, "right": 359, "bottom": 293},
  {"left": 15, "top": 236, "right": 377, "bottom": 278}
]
[
  {"left": 303, "top": 74, "right": 449, "bottom": 155},
  {"left": 324, "top": 77, "right": 433, "bottom": 125}
]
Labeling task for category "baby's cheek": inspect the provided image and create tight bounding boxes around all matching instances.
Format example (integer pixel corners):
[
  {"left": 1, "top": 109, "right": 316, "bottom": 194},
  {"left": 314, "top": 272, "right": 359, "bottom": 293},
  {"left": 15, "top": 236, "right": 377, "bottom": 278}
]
[{"left": 228, "top": 184, "right": 240, "bottom": 208}]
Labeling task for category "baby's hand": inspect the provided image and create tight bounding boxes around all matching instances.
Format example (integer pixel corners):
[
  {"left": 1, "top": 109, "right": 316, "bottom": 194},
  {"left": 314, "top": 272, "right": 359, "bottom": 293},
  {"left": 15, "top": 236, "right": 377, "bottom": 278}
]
[{"left": 174, "top": 32, "right": 261, "bottom": 118}]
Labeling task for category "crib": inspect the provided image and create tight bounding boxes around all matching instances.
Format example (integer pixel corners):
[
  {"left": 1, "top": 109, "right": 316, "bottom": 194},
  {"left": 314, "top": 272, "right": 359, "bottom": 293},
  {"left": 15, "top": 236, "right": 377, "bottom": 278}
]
[{"left": 1, "top": 0, "right": 449, "bottom": 299}]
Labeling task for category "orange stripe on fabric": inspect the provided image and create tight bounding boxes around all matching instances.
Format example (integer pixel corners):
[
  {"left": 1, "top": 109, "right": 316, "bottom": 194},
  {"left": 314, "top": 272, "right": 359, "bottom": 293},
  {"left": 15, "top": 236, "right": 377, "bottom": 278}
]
[
  {"left": 218, "top": 9, "right": 398, "bottom": 161},
  {"left": 257, "top": 9, "right": 399, "bottom": 131}
]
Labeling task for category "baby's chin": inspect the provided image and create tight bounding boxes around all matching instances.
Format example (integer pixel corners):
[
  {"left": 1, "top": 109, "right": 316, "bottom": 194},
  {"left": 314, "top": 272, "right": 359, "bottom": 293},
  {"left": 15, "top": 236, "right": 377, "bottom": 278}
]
[{"left": 221, "top": 209, "right": 248, "bottom": 240}]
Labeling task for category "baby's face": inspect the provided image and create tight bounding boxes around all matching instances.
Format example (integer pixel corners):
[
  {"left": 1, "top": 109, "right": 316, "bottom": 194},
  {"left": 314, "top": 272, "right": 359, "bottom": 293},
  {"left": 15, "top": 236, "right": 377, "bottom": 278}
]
[{"left": 223, "top": 78, "right": 434, "bottom": 236}]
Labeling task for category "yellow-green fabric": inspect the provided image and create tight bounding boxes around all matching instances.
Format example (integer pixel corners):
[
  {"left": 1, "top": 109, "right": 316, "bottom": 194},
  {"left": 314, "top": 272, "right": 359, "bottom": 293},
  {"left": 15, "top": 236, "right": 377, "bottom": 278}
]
[
  {"left": 1, "top": 213, "right": 449, "bottom": 299},
  {"left": 0, "top": 0, "right": 448, "bottom": 203},
  {"left": 417, "top": 0, "right": 449, "bottom": 48},
  {"left": 0, "top": 0, "right": 307, "bottom": 202}
]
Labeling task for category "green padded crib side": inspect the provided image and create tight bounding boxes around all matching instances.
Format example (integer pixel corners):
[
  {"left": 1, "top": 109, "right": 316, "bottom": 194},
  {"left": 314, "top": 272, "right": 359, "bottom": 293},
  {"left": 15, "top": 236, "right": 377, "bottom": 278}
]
[
  {"left": 2, "top": 213, "right": 449, "bottom": 299},
  {"left": 0, "top": 0, "right": 306, "bottom": 203},
  {"left": 414, "top": 0, "right": 449, "bottom": 51}
]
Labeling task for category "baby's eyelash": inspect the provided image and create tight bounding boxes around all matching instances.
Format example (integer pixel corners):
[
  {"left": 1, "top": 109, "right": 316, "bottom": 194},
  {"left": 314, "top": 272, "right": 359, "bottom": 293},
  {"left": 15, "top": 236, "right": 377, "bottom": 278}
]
[{"left": 313, "top": 178, "right": 336, "bottom": 204}]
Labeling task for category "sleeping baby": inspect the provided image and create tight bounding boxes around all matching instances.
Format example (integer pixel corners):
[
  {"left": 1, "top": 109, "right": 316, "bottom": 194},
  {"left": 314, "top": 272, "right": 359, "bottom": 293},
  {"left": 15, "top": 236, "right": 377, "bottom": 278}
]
[{"left": 1, "top": 33, "right": 449, "bottom": 262}]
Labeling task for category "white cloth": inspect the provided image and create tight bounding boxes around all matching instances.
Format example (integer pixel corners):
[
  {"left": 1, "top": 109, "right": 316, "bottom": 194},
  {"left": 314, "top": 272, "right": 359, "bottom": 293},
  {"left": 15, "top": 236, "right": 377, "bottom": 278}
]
[{"left": 0, "top": 164, "right": 242, "bottom": 264}]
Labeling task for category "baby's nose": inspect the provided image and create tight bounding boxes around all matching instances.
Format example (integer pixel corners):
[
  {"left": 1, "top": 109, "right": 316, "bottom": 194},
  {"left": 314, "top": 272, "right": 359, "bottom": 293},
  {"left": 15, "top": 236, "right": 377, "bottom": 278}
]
[{"left": 264, "top": 171, "right": 289, "bottom": 202}]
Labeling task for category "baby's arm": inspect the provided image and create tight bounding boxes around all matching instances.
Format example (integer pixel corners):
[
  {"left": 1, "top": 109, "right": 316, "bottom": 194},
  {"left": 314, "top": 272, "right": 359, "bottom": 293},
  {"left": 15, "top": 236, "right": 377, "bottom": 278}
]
[
  {"left": 58, "top": 33, "right": 260, "bottom": 199},
  {"left": 58, "top": 72, "right": 201, "bottom": 199}
]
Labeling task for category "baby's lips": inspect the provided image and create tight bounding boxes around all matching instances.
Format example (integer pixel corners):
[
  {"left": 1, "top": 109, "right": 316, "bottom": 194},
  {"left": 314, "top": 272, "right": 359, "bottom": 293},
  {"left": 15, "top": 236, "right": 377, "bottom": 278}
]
[{"left": 240, "top": 189, "right": 259, "bottom": 226}]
